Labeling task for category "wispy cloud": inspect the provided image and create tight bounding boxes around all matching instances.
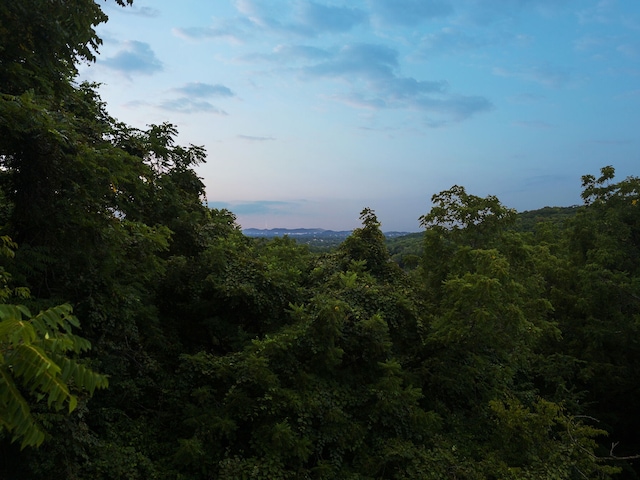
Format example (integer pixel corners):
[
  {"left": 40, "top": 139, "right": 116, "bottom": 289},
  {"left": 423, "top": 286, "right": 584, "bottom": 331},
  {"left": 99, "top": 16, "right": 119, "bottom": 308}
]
[
  {"left": 235, "top": 0, "right": 366, "bottom": 37},
  {"left": 102, "top": 1, "right": 160, "bottom": 18},
  {"left": 301, "top": 43, "right": 490, "bottom": 123},
  {"left": 208, "top": 200, "right": 300, "bottom": 215},
  {"left": 588, "top": 138, "right": 632, "bottom": 145},
  {"left": 512, "top": 120, "right": 552, "bottom": 129},
  {"left": 617, "top": 42, "right": 640, "bottom": 58},
  {"left": 574, "top": 34, "right": 608, "bottom": 52},
  {"left": 158, "top": 98, "right": 228, "bottom": 115},
  {"left": 297, "top": 1, "right": 367, "bottom": 34},
  {"left": 509, "top": 93, "right": 546, "bottom": 104},
  {"left": 122, "top": 100, "right": 151, "bottom": 109},
  {"left": 527, "top": 64, "right": 573, "bottom": 87},
  {"left": 237, "top": 135, "right": 276, "bottom": 141},
  {"left": 578, "top": 0, "right": 616, "bottom": 24},
  {"left": 100, "top": 41, "right": 163, "bottom": 76},
  {"left": 303, "top": 43, "right": 399, "bottom": 78},
  {"left": 493, "top": 63, "right": 572, "bottom": 88},
  {"left": 242, "top": 44, "right": 332, "bottom": 64},
  {"left": 173, "top": 82, "right": 235, "bottom": 98},
  {"left": 463, "top": 0, "right": 574, "bottom": 25},
  {"left": 575, "top": 33, "right": 640, "bottom": 60},
  {"left": 156, "top": 82, "right": 235, "bottom": 114},
  {"left": 615, "top": 89, "right": 640, "bottom": 99},
  {"left": 173, "top": 0, "right": 366, "bottom": 42},
  {"left": 522, "top": 174, "right": 571, "bottom": 188},
  {"left": 415, "top": 95, "right": 493, "bottom": 122},
  {"left": 416, "top": 27, "right": 498, "bottom": 58},
  {"left": 120, "top": 6, "right": 160, "bottom": 17},
  {"left": 120, "top": 97, "right": 228, "bottom": 115},
  {"left": 368, "top": 0, "right": 453, "bottom": 27},
  {"left": 172, "top": 17, "right": 251, "bottom": 44}
]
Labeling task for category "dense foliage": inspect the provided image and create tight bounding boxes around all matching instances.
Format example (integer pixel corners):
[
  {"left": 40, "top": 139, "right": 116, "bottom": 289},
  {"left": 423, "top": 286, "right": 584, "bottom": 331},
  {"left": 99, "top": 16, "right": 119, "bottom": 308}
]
[{"left": 1, "top": 1, "right": 640, "bottom": 478}]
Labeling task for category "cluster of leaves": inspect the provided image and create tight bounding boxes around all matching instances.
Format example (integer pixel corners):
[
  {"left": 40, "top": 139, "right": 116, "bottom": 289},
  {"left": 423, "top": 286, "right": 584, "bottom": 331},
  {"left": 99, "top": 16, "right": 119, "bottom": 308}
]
[
  {"left": 0, "top": 234, "right": 107, "bottom": 451},
  {"left": 0, "top": 303, "right": 108, "bottom": 449},
  {"left": 1, "top": 1, "right": 640, "bottom": 479}
]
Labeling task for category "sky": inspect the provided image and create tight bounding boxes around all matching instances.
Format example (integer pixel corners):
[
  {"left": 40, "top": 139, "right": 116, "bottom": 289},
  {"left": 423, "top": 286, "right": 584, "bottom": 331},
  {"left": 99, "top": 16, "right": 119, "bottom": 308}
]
[{"left": 79, "top": 0, "right": 640, "bottom": 232}]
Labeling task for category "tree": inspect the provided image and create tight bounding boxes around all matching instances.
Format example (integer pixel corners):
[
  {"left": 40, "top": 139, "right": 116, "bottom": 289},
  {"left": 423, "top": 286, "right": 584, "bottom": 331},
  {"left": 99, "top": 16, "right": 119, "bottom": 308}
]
[
  {"left": 0, "top": 1, "right": 211, "bottom": 476},
  {"left": 175, "top": 249, "right": 435, "bottom": 478},
  {"left": 418, "top": 187, "right": 554, "bottom": 403},
  {"left": 340, "top": 208, "right": 400, "bottom": 279},
  {"left": 0, "top": 0, "right": 131, "bottom": 96},
  {"left": 412, "top": 186, "right": 617, "bottom": 478},
  {"left": 545, "top": 166, "right": 640, "bottom": 470}
]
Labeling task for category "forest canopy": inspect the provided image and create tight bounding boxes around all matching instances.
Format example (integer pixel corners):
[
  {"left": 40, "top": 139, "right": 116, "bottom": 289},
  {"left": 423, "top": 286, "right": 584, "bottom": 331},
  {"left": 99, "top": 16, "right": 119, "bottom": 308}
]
[{"left": 1, "top": 1, "right": 640, "bottom": 479}]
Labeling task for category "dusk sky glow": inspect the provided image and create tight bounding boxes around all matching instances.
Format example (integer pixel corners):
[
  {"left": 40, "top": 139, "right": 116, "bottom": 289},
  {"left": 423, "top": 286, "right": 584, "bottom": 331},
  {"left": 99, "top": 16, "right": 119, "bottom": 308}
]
[{"left": 80, "top": 0, "right": 640, "bottom": 231}]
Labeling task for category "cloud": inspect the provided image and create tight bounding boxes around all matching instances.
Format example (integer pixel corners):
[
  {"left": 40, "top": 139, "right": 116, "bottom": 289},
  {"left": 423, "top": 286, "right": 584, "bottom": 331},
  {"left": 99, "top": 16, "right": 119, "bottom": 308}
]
[
  {"left": 463, "top": 0, "right": 574, "bottom": 25},
  {"left": 617, "top": 42, "right": 640, "bottom": 58},
  {"left": 493, "top": 63, "right": 572, "bottom": 88},
  {"left": 512, "top": 120, "right": 552, "bottom": 129},
  {"left": 173, "top": 82, "right": 235, "bottom": 98},
  {"left": 416, "top": 28, "right": 497, "bottom": 57},
  {"left": 527, "top": 64, "right": 573, "bottom": 87},
  {"left": 575, "top": 34, "right": 640, "bottom": 60},
  {"left": 237, "top": 135, "right": 276, "bottom": 141},
  {"left": 123, "top": 96, "right": 229, "bottom": 115},
  {"left": 303, "top": 43, "right": 398, "bottom": 78},
  {"left": 521, "top": 174, "right": 571, "bottom": 188},
  {"left": 242, "top": 44, "right": 332, "bottom": 64},
  {"left": 509, "top": 93, "right": 546, "bottom": 104},
  {"left": 622, "top": 16, "right": 640, "bottom": 31},
  {"left": 369, "top": 0, "right": 453, "bottom": 26},
  {"left": 301, "top": 43, "right": 490, "bottom": 123},
  {"left": 297, "top": 1, "right": 367, "bottom": 34},
  {"left": 101, "top": 1, "right": 159, "bottom": 18},
  {"left": 158, "top": 98, "right": 228, "bottom": 115},
  {"left": 615, "top": 89, "right": 640, "bottom": 99},
  {"left": 208, "top": 200, "right": 300, "bottom": 216},
  {"left": 155, "top": 82, "right": 235, "bottom": 115},
  {"left": 588, "top": 139, "right": 633, "bottom": 145},
  {"left": 574, "top": 34, "right": 607, "bottom": 52},
  {"left": 415, "top": 95, "right": 493, "bottom": 122},
  {"left": 122, "top": 100, "right": 151, "bottom": 109},
  {"left": 121, "top": 6, "right": 160, "bottom": 17},
  {"left": 101, "top": 41, "right": 163, "bottom": 76},
  {"left": 232, "top": 0, "right": 283, "bottom": 31},
  {"left": 172, "top": 17, "right": 251, "bottom": 43},
  {"left": 174, "top": 1, "right": 365, "bottom": 42},
  {"left": 233, "top": 0, "right": 366, "bottom": 37},
  {"left": 578, "top": 0, "right": 615, "bottom": 24},
  {"left": 173, "top": 5, "right": 492, "bottom": 124}
]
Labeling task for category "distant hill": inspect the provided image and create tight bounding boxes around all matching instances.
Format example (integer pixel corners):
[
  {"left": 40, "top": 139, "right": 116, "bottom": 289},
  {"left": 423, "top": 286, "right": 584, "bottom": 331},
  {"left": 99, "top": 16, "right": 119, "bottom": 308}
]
[
  {"left": 514, "top": 205, "right": 580, "bottom": 233},
  {"left": 242, "top": 228, "right": 412, "bottom": 239},
  {"left": 243, "top": 228, "right": 414, "bottom": 252},
  {"left": 242, "top": 206, "right": 581, "bottom": 256},
  {"left": 243, "top": 228, "right": 352, "bottom": 238}
]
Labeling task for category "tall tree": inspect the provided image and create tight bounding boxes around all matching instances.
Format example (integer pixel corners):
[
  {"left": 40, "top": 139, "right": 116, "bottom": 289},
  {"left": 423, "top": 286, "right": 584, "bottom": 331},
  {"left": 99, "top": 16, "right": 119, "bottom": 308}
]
[
  {"left": 414, "top": 186, "right": 616, "bottom": 478},
  {"left": 548, "top": 167, "right": 640, "bottom": 470}
]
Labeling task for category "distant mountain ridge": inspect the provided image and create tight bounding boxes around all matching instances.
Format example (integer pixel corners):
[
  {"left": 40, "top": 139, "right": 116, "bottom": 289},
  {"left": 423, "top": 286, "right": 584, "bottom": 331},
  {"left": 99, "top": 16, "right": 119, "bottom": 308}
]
[
  {"left": 242, "top": 228, "right": 412, "bottom": 238},
  {"left": 242, "top": 206, "right": 581, "bottom": 240}
]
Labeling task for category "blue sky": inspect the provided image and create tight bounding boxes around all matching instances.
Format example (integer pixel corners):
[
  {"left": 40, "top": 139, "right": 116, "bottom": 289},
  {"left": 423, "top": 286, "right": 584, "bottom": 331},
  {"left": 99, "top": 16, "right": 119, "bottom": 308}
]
[{"left": 80, "top": 0, "right": 640, "bottom": 231}]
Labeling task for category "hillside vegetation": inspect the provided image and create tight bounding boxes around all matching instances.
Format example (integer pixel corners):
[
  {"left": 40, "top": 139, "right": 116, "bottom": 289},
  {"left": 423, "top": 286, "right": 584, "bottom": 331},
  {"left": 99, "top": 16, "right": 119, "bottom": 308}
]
[{"left": 1, "top": 2, "right": 640, "bottom": 479}]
